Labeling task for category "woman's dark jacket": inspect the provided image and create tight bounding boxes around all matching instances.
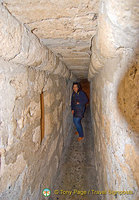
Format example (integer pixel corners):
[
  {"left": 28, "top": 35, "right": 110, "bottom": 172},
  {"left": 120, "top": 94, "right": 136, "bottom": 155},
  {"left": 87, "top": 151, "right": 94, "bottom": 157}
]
[{"left": 71, "top": 90, "right": 88, "bottom": 118}]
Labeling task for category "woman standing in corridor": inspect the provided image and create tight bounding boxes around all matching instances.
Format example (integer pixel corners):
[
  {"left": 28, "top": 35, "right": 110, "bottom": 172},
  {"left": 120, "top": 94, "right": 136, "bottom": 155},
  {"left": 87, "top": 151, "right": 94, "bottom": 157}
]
[{"left": 71, "top": 82, "right": 89, "bottom": 141}]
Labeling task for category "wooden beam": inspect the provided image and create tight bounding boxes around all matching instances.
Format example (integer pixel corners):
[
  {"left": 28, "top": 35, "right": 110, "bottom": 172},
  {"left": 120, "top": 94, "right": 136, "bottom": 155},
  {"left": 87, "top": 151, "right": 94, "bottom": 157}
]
[{"left": 40, "top": 91, "right": 45, "bottom": 143}]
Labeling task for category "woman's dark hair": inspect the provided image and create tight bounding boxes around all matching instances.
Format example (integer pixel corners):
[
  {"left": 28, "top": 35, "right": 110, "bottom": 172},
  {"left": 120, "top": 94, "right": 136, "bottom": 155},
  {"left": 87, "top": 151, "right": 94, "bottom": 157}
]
[{"left": 72, "top": 82, "right": 82, "bottom": 92}]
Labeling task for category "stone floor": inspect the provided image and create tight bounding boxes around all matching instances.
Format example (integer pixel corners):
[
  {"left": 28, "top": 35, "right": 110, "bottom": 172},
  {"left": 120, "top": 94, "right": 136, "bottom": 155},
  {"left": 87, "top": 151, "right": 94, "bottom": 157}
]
[{"left": 48, "top": 105, "right": 101, "bottom": 200}]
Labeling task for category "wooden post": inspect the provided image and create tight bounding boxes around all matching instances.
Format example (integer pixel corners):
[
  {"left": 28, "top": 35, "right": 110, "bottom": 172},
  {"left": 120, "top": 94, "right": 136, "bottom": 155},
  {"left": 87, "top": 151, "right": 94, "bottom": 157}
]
[{"left": 40, "top": 91, "right": 45, "bottom": 143}]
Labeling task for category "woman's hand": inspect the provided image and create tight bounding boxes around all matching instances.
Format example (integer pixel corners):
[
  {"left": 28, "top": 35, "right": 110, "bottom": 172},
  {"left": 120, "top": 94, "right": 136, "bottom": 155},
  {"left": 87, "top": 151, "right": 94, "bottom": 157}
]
[
  {"left": 72, "top": 110, "right": 74, "bottom": 115},
  {"left": 76, "top": 101, "right": 80, "bottom": 104}
]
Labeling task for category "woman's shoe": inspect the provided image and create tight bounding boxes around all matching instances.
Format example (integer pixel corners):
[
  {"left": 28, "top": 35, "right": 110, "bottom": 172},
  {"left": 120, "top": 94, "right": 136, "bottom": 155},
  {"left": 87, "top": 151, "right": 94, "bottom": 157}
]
[
  {"left": 75, "top": 131, "right": 79, "bottom": 135},
  {"left": 78, "top": 137, "right": 84, "bottom": 141}
]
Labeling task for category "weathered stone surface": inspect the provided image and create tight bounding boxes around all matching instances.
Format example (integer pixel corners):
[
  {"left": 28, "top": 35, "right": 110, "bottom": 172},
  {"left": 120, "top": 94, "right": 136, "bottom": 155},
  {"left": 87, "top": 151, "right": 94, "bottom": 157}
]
[
  {"left": 56, "top": 91, "right": 61, "bottom": 101},
  {"left": 88, "top": 0, "right": 139, "bottom": 79},
  {"left": 0, "top": 59, "right": 74, "bottom": 199},
  {"left": 117, "top": 57, "right": 139, "bottom": 133},
  {"left": 0, "top": 153, "right": 26, "bottom": 192},
  {"left": 0, "top": 4, "right": 47, "bottom": 67},
  {"left": 90, "top": 51, "right": 139, "bottom": 199},
  {"left": 0, "top": 5, "right": 22, "bottom": 60},
  {"left": 44, "top": 92, "right": 55, "bottom": 107},
  {"left": 0, "top": 1, "right": 139, "bottom": 200},
  {"left": 0, "top": 3, "right": 76, "bottom": 80},
  {"left": 3, "top": 0, "right": 99, "bottom": 78}
]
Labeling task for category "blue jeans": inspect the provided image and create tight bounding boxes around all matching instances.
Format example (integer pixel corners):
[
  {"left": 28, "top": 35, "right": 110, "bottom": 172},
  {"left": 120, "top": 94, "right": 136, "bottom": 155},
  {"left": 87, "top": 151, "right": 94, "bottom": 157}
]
[{"left": 73, "top": 117, "right": 84, "bottom": 137}]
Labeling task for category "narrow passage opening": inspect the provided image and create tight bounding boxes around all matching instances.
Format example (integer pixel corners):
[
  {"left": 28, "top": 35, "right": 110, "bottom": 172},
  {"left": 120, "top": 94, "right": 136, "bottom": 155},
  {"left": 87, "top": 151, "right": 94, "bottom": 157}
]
[{"left": 48, "top": 80, "right": 99, "bottom": 200}]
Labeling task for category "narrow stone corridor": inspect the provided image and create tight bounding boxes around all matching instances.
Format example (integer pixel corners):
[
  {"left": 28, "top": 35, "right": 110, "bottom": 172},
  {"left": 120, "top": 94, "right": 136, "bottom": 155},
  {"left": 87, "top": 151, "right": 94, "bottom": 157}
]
[
  {"left": 0, "top": 1, "right": 138, "bottom": 200},
  {"left": 49, "top": 104, "right": 99, "bottom": 200}
]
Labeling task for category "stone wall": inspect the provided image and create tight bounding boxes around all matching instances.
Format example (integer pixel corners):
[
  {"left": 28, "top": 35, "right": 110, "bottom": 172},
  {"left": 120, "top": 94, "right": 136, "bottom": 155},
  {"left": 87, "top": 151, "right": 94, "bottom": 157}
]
[
  {"left": 0, "top": 58, "right": 74, "bottom": 200},
  {"left": 0, "top": 3, "right": 76, "bottom": 80},
  {"left": 89, "top": 51, "right": 139, "bottom": 200},
  {"left": 89, "top": 1, "right": 139, "bottom": 199},
  {"left": 88, "top": 0, "right": 139, "bottom": 79},
  {"left": 0, "top": 3, "right": 76, "bottom": 199},
  {"left": 117, "top": 57, "right": 139, "bottom": 134}
]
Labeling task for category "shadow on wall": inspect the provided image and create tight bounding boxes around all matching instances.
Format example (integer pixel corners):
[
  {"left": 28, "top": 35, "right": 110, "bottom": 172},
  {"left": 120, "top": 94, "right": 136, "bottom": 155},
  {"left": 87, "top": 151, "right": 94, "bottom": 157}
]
[
  {"left": 79, "top": 79, "right": 90, "bottom": 104},
  {"left": 117, "top": 57, "right": 139, "bottom": 134}
]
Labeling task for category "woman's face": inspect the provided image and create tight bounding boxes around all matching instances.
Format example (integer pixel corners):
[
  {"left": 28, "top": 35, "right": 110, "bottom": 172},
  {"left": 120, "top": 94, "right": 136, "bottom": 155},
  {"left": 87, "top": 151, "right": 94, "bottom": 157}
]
[{"left": 73, "top": 84, "right": 78, "bottom": 93}]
